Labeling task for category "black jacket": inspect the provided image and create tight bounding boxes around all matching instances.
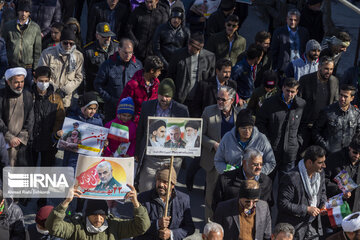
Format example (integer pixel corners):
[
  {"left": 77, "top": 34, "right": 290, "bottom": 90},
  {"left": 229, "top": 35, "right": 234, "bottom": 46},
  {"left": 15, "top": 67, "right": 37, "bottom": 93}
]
[
  {"left": 31, "top": 0, "right": 62, "bottom": 37},
  {"left": 256, "top": 93, "right": 306, "bottom": 155},
  {"left": 312, "top": 103, "right": 360, "bottom": 154},
  {"left": 126, "top": 3, "right": 168, "bottom": 61},
  {"left": 325, "top": 148, "right": 360, "bottom": 212},
  {"left": 299, "top": 5, "right": 324, "bottom": 43},
  {"left": 152, "top": 21, "right": 190, "bottom": 69},
  {"left": 205, "top": 9, "right": 227, "bottom": 38},
  {"left": 86, "top": 1, "right": 129, "bottom": 43},
  {"left": 212, "top": 167, "right": 273, "bottom": 211}
]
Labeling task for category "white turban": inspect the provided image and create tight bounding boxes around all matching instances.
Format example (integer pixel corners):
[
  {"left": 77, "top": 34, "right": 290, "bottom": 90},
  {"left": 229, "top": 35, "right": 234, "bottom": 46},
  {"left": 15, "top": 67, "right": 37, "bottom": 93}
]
[
  {"left": 342, "top": 212, "right": 360, "bottom": 232},
  {"left": 5, "top": 67, "right": 27, "bottom": 81}
]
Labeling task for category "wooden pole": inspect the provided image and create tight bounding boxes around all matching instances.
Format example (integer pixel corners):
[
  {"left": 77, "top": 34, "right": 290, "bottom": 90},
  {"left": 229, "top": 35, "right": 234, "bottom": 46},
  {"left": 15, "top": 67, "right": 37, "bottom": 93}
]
[{"left": 164, "top": 156, "right": 174, "bottom": 217}]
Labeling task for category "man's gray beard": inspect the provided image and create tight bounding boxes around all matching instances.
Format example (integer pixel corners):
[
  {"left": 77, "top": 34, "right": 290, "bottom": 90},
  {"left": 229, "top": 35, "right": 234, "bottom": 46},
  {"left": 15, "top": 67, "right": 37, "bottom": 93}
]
[
  {"left": 185, "top": 134, "right": 196, "bottom": 143},
  {"left": 155, "top": 136, "right": 165, "bottom": 145},
  {"left": 11, "top": 87, "right": 23, "bottom": 94}
]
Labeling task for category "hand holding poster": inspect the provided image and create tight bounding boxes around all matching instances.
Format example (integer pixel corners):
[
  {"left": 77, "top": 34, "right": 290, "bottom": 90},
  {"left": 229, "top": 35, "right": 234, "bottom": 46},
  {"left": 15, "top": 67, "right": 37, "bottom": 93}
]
[
  {"left": 146, "top": 117, "right": 203, "bottom": 157},
  {"left": 57, "top": 117, "right": 109, "bottom": 156},
  {"left": 334, "top": 170, "right": 359, "bottom": 193},
  {"left": 75, "top": 155, "right": 134, "bottom": 200}
]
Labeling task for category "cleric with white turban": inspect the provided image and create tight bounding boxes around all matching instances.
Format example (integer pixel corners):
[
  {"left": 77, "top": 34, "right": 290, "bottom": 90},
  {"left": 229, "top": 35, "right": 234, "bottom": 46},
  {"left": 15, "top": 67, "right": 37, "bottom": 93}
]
[
  {"left": 4, "top": 67, "right": 27, "bottom": 94},
  {"left": 5, "top": 67, "right": 27, "bottom": 81}
]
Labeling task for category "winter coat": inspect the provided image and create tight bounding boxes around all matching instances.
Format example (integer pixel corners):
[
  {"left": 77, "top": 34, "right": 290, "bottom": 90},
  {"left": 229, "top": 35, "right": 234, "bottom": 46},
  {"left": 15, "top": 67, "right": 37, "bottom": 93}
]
[
  {"left": 86, "top": 1, "right": 129, "bottom": 43},
  {"left": 231, "top": 57, "right": 255, "bottom": 100},
  {"left": 126, "top": 3, "right": 168, "bottom": 61},
  {"left": 31, "top": 84, "right": 65, "bottom": 152},
  {"left": 205, "top": 9, "right": 227, "bottom": 38},
  {"left": 2, "top": 19, "right": 42, "bottom": 69},
  {"left": 152, "top": 21, "right": 190, "bottom": 69},
  {"left": 285, "top": 54, "right": 319, "bottom": 81},
  {"left": 0, "top": 199, "right": 25, "bottom": 240},
  {"left": 104, "top": 118, "right": 137, "bottom": 157},
  {"left": 312, "top": 103, "right": 360, "bottom": 154},
  {"left": 205, "top": 31, "right": 246, "bottom": 66},
  {"left": 118, "top": 70, "right": 159, "bottom": 124},
  {"left": 135, "top": 189, "right": 195, "bottom": 240},
  {"left": 299, "top": 5, "right": 324, "bottom": 43},
  {"left": 214, "top": 126, "right": 276, "bottom": 175},
  {"left": 31, "top": 0, "right": 62, "bottom": 37},
  {"left": 45, "top": 203, "right": 151, "bottom": 240},
  {"left": 38, "top": 46, "right": 84, "bottom": 107}
]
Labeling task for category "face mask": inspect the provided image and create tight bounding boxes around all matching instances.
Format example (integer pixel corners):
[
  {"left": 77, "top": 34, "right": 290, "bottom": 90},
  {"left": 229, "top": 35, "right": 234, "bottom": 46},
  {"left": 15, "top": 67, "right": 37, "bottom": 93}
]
[
  {"left": 37, "top": 82, "right": 50, "bottom": 91},
  {"left": 36, "top": 224, "right": 49, "bottom": 235}
]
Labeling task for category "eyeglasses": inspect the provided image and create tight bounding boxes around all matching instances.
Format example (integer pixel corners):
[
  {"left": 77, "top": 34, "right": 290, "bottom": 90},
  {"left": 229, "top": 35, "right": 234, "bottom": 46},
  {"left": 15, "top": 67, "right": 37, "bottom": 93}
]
[
  {"left": 216, "top": 97, "right": 230, "bottom": 102},
  {"left": 62, "top": 41, "right": 75, "bottom": 46},
  {"left": 226, "top": 23, "right": 238, "bottom": 28}
]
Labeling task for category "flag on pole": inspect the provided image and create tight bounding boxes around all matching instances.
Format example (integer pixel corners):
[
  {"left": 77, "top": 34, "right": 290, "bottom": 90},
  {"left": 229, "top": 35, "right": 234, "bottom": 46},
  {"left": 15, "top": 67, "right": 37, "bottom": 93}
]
[
  {"left": 108, "top": 123, "right": 129, "bottom": 143},
  {"left": 327, "top": 202, "right": 352, "bottom": 228}
]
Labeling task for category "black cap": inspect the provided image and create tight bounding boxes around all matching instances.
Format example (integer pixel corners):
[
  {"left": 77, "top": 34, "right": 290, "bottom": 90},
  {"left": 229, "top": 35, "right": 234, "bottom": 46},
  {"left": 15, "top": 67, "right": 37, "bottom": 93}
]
[
  {"left": 96, "top": 22, "right": 116, "bottom": 37},
  {"left": 85, "top": 200, "right": 108, "bottom": 216},
  {"left": 17, "top": 0, "right": 31, "bottom": 12},
  {"left": 60, "top": 27, "right": 76, "bottom": 42},
  {"left": 220, "top": 0, "right": 235, "bottom": 11},
  {"left": 307, "top": 0, "right": 322, "bottom": 5},
  {"left": 170, "top": 7, "right": 184, "bottom": 20},
  {"left": 236, "top": 109, "right": 255, "bottom": 129},
  {"left": 81, "top": 91, "right": 98, "bottom": 108}
]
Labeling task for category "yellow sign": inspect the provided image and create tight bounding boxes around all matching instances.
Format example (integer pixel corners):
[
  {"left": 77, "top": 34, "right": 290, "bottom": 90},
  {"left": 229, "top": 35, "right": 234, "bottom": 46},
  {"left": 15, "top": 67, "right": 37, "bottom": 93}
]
[{"left": 78, "top": 144, "right": 100, "bottom": 153}]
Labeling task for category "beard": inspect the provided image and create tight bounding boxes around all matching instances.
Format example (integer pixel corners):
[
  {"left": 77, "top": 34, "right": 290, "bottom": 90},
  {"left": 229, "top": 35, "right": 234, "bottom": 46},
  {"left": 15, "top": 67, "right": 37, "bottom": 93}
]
[
  {"left": 185, "top": 133, "right": 197, "bottom": 143},
  {"left": 155, "top": 136, "right": 166, "bottom": 145}
]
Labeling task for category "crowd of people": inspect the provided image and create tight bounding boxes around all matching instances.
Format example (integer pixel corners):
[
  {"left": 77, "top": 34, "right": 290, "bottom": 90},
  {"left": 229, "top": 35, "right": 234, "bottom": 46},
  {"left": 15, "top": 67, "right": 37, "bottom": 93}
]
[{"left": 0, "top": 0, "right": 360, "bottom": 239}]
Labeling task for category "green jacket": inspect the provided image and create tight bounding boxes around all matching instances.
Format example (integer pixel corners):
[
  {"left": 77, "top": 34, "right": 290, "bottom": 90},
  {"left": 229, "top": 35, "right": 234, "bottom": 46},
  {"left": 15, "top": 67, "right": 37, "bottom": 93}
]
[
  {"left": 45, "top": 203, "right": 151, "bottom": 240},
  {"left": 2, "top": 19, "right": 42, "bottom": 69},
  {"left": 205, "top": 31, "right": 246, "bottom": 66}
]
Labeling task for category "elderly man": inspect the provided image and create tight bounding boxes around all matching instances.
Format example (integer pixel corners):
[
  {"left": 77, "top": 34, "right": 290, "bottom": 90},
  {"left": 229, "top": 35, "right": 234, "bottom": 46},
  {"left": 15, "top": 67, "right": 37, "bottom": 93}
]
[
  {"left": 0, "top": 67, "right": 34, "bottom": 166},
  {"left": 45, "top": 185, "right": 151, "bottom": 239},
  {"left": 164, "top": 125, "right": 186, "bottom": 148},
  {"left": 272, "top": 223, "right": 295, "bottom": 240},
  {"left": 214, "top": 108, "right": 276, "bottom": 175},
  {"left": 184, "top": 121, "right": 200, "bottom": 148},
  {"left": 286, "top": 39, "right": 321, "bottom": 81},
  {"left": 278, "top": 145, "right": 327, "bottom": 240},
  {"left": 148, "top": 120, "right": 166, "bottom": 147},
  {"left": 94, "top": 38, "right": 142, "bottom": 122},
  {"left": 202, "top": 222, "right": 224, "bottom": 240},
  {"left": 38, "top": 28, "right": 83, "bottom": 108},
  {"left": 94, "top": 161, "right": 121, "bottom": 191},
  {"left": 136, "top": 78, "right": 189, "bottom": 192},
  {"left": 200, "top": 86, "right": 240, "bottom": 221},
  {"left": 214, "top": 180, "right": 271, "bottom": 240},
  {"left": 83, "top": 22, "right": 119, "bottom": 92},
  {"left": 135, "top": 165, "right": 195, "bottom": 240},
  {"left": 213, "top": 148, "right": 273, "bottom": 211},
  {"left": 327, "top": 212, "right": 360, "bottom": 240}
]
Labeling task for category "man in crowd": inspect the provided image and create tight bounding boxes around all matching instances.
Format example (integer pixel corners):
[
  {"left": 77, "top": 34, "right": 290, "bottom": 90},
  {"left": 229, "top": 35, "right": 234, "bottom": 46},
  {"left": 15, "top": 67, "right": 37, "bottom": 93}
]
[
  {"left": 126, "top": 0, "right": 168, "bottom": 61},
  {"left": 271, "top": 223, "right": 295, "bottom": 240},
  {"left": 214, "top": 180, "right": 271, "bottom": 240},
  {"left": 94, "top": 38, "right": 142, "bottom": 122},
  {"left": 205, "top": 14, "right": 246, "bottom": 66},
  {"left": 278, "top": 145, "right": 327, "bottom": 240},
  {"left": 135, "top": 165, "right": 195, "bottom": 240},
  {"left": 327, "top": 212, "right": 360, "bottom": 240},
  {"left": 38, "top": 27, "right": 83, "bottom": 108},
  {"left": 83, "top": 22, "right": 119, "bottom": 92},
  {"left": 214, "top": 109, "right": 276, "bottom": 175},
  {"left": 196, "top": 59, "right": 237, "bottom": 113},
  {"left": 213, "top": 148, "right": 273, "bottom": 211},
  {"left": 271, "top": 9, "right": 309, "bottom": 74},
  {"left": 168, "top": 32, "right": 215, "bottom": 117},
  {"left": 94, "top": 161, "right": 121, "bottom": 191},
  {"left": 256, "top": 78, "right": 306, "bottom": 179},
  {"left": 232, "top": 44, "right": 263, "bottom": 103},
  {"left": 202, "top": 222, "right": 224, "bottom": 240},
  {"left": 2, "top": 0, "right": 41, "bottom": 88},
  {"left": 325, "top": 134, "right": 360, "bottom": 212},
  {"left": 0, "top": 67, "right": 34, "bottom": 166},
  {"left": 206, "top": 0, "right": 235, "bottom": 38},
  {"left": 286, "top": 39, "right": 321, "bottom": 81},
  {"left": 200, "top": 86, "right": 239, "bottom": 221},
  {"left": 86, "top": 0, "right": 129, "bottom": 42},
  {"left": 313, "top": 84, "right": 360, "bottom": 154},
  {"left": 164, "top": 125, "right": 186, "bottom": 148},
  {"left": 148, "top": 120, "right": 166, "bottom": 147},
  {"left": 298, "top": 56, "right": 339, "bottom": 149},
  {"left": 136, "top": 78, "right": 189, "bottom": 192},
  {"left": 45, "top": 186, "right": 151, "bottom": 239},
  {"left": 254, "top": 31, "right": 272, "bottom": 87}
]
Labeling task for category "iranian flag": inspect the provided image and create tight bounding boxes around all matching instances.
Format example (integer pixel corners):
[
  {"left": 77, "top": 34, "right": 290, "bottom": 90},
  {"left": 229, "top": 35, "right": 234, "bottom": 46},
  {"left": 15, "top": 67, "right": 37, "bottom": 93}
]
[
  {"left": 108, "top": 123, "right": 129, "bottom": 143},
  {"left": 327, "top": 202, "right": 352, "bottom": 228}
]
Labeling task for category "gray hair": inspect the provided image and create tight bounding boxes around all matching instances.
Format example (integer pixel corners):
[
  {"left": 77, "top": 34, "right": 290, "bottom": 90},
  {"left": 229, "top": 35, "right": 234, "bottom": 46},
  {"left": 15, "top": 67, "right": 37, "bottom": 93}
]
[
  {"left": 168, "top": 125, "right": 180, "bottom": 132},
  {"left": 319, "top": 56, "right": 334, "bottom": 66},
  {"left": 273, "top": 223, "right": 295, "bottom": 238},
  {"left": 96, "top": 161, "right": 112, "bottom": 171},
  {"left": 243, "top": 148, "right": 263, "bottom": 163},
  {"left": 218, "top": 86, "right": 236, "bottom": 100},
  {"left": 287, "top": 9, "right": 301, "bottom": 18},
  {"left": 203, "top": 222, "right": 224, "bottom": 236}
]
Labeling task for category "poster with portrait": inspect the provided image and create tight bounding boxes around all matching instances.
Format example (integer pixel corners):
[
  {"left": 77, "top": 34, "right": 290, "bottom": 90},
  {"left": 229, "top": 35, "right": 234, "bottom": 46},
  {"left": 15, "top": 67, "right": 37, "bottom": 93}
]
[
  {"left": 75, "top": 155, "right": 134, "bottom": 200},
  {"left": 146, "top": 117, "right": 203, "bottom": 157},
  {"left": 57, "top": 117, "right": 109, "bottom": 156}
]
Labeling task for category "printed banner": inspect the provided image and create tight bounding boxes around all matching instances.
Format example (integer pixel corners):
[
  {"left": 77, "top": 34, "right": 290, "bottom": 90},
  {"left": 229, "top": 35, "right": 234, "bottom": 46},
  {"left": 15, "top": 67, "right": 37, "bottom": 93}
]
[
  {"left": 75, "top": 155, "right": 134, "bottom": 200},
  {"left": 57, "top": 117, "right": 109, "bottom": 156},
  {"left": 334, "top": 170, "right": 359, "bottom": 194},
  {"left": 146, "top": 117, "right": 203, "bottom": 157},
  {"left": 326, "top": 193, "right": 344, "bottom": 209}
]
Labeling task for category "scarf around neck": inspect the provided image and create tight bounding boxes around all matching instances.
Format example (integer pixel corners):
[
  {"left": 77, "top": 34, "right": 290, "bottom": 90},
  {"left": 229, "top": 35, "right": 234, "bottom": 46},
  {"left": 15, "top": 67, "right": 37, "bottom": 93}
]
[
  {"left": 56, "top": 44, "right": 77, "bottom": 73},
  {"left": 298, "top": 159, "right": 320, "bottom": 207}
]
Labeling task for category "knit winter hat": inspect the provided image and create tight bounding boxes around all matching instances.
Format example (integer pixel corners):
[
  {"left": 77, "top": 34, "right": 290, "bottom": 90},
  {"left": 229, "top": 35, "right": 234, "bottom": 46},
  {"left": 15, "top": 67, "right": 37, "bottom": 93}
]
[
  {"left": 36, "top": 206, "right": 54, "bottom": 228},
  {"left": 305, "top": 39, "right": 321, "bottom": 53},
  {"left": 220, "top": 0, "right": 235, "bottom": 11},
  {"left": 17, "top": 0, "right": 31, "bottom": 12},
  {"left": 307, "top": 0, "right": 322, "bottom": 5},
  {"left": 117, "top": 97, "right": 135, "bottom": 115},
  {"left": 85, "top": 199, "right": 108, "bottom": 216},
  {"left": 158, "top": 78, "right": 175, "bottom": 97},
  {"left": 236, "top": 109, "right": 255, "bottom": 129},
  {"left": 60, "top": 27, "right": 76, "bottom": 42},
  {"left": 81, "top": 92, "right": 98, "bottom": 108},
  {"left": 170, "top": 7, "right": 184, "bottom": 20}
]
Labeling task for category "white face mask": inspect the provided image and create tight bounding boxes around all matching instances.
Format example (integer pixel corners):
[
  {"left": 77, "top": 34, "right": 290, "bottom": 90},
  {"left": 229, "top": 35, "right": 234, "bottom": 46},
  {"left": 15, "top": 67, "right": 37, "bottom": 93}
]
[
  {"left": 37, "top": 82, "right": 50, "bottom": 91},
  {"left": 36, "top": 224, "right": 49, "bottom": 235}
]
